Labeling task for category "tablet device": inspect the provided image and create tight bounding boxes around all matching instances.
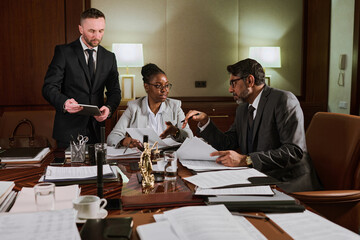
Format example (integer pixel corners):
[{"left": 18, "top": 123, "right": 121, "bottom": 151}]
[{"left": 77, "top": 104, "right": 101, "bottom": 116}]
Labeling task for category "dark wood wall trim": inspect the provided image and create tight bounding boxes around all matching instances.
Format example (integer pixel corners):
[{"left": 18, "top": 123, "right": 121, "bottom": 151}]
[
  {"left": 351, "top": 0, "right": 360, "bottom": 115},
  {"left": 303, "top": 0, "right": 331, "bottom": 106}
]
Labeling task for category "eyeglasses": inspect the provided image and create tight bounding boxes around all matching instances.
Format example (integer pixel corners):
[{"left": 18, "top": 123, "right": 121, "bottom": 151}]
[
  {"left": 229, "top": 78, "right": 243, "bottom": 88},
  {"left": 147, "top": 83, "right": 172, "bottom": 90}
]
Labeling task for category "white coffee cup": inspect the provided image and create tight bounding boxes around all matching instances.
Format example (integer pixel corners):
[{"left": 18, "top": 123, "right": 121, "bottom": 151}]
[{"left": 73, "top": 195, "right": 107, "bottom": 219}]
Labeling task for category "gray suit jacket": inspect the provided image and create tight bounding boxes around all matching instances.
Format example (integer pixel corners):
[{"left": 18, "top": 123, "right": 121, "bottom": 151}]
[
  {"left": 107, "top": 97, "right": 193, "bottom": 146},
  {"left": 200, "top": 86, "right": 321, "bottom": 192}
]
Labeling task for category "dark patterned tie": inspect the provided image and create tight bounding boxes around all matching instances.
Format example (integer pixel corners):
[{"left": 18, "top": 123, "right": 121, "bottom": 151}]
[
  {"left": 85, "top": 49, "right": 95, "bottom": 85},
  {"left": 247, "top": 105, "right": 255, "bottom": 153}
]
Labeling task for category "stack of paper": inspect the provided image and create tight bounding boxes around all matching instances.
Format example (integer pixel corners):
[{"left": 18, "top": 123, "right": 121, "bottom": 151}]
[
  {"left": 0, "top": 181, "right": 16, "bottom": 212},
  {"left": 137, "top": 205, "right": 266, "bottom": 240},
  {"left": 0, "top": 208, "right": 80, "bottom": 240},
  {"left": 126, "top": 128, "right": 181, "bottom": 149},
  {"left": 10, "top": 184, "right": 80, "bottom": 213},
  {"left": 43, "top": 165, "right": 118, "bottom": 183},
  {"left": 1, "top": 147, "right": 50, "bottom": 164},
  {"left": 107, "top": 146, "right": 141, "bottom": 159}
]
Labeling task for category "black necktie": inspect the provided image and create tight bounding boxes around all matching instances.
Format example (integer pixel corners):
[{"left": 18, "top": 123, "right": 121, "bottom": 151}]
[
  {"left": 85, "top": 49, "right": 95, "bottom": 85},
  {"left": 247, "top": 105, "right": 255, "bottom": 153}
]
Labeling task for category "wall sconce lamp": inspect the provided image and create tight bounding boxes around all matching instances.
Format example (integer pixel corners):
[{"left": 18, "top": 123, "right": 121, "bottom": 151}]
[
  {"left": 112, "top": 43, "right": 144, "bottom": 101},
  {"left": 249, "top": 47, "right": 281, "bottom": 86}
]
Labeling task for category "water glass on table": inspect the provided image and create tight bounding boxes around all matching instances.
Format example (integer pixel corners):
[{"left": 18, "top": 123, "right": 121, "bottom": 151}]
[
  {"left": 34, "top": 182, "right": 55, "bottom": 211},
  {"left": 164, "top": 150, "right": 177, "bottom": 181}
]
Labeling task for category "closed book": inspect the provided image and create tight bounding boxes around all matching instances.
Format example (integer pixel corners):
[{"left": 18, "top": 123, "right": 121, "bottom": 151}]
[
  {"left": 80, "top": 217, "right": 133, "bottom": 240},
  {"left": 206, "top": 189, "right": 305, "bottom": 213}
]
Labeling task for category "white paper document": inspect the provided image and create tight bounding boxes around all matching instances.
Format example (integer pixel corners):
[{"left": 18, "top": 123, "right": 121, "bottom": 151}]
[
  {"left": 107, "top": 146, "right": 141, "bottom": 159},
  {"left": 44, "top": 165, "right": 114, "bottom": 181},
  {"left": 137, "top": 221, "right": 180, "bottom": 240},
  {"left": 10, "top": 184, "right": 80, "bottom": 213},
  {"left": 176, "top": 137, "right": 218, "bottom": 161},
  {"left": 0, "top": 181, "right": 15, "bottom": 204},
  {"left": 163, "top": 205, "right": 264, "bottom": 240},
  {"left": 126, "top": 127, "right": 181, "bottom": 148},
  {"left": 267, "top": 210, "right": 360, "bottom": 240},
  {"left": 180, "top": 159, "right": 245, "bottom": 171},
  {"left": 195, "top": 185, "right": 274, "bottom": 196},
  {"left": 184, "top": 169, "right": 266, "bottom": 188},
  {"left": 0, "top": 208, "right": 80, "bottom": 240}
]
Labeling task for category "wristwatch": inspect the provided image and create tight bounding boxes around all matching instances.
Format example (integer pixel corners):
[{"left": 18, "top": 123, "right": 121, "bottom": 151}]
[
  {"left": 245, "top": 155, "right": 253, "bottom": 167},
  {"left": 172, "top": 128, "right": 180, "bottom": 138}
]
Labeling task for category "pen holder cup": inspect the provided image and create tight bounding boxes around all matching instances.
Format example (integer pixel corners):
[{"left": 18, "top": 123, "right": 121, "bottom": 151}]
[
  {"left": 95, "top": 143, "right": 107, "bottom": 165},
  {"left": 70, "top": 142, "right": 86, "bottom": 163}
]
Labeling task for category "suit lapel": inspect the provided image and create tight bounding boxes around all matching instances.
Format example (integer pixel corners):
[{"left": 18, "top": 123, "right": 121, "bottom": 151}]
[
  {"left": 252, "top": 86, "right": 271, "bottom": 141},
  {"left": 73, "top": 40, "right": 91, "bottom": 89}
]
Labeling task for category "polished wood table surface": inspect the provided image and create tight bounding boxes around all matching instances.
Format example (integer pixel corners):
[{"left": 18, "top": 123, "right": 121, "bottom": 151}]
[{"left": 0, "top": 149, "right": 292, "bottom": 240}]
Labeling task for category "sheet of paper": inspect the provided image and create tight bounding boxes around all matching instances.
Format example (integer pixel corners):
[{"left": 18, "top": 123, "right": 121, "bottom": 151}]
[
  {"left": 0, "top": 181, "right": 15, "bottom": 203},
  {"left": 44, "top": 165, "right": 114, "bottom": 180},
  {"left": 1, "top": 148, "right": 50, "bottom": 163},
  {"left": 176, "top": 137, "right": 218, "bottom": 161},
  {"left": 107, "top": 146, "right": 141, "bottom": 157},
  {"left": 137, "top": 221, "right": 180, "bottom": 240},
  {"left": 195, "top": 185, "right": 274, "bottom": 196},
  {"left": 180, "top": 159, "right": 245, "bottom": 171},
  {"left": 267, "top": 210, "right": 360, "bottom": 240},
  {"left": 184, "top": 169, "right": 266, "bottom": 188},
  {"left": 0, "top": 208, "right": 79, "bottom": 240},
  {"left": 126, "top": 128, "right": 181, "bottom": 148},
  {"left": 163, "top": 204, "right": 264, "bottom": 240},
  {"left": 10, "top": 185, "right": 80, "bottom": 213}
]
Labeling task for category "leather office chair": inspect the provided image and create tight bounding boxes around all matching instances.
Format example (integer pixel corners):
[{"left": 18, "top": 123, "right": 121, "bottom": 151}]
[{"left": 291, "top": 112, "right": 360, "bottom": 233}]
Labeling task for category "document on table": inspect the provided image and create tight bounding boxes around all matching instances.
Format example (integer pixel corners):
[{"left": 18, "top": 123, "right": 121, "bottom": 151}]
[
  {"left": 184, "top": 169, "right": 266, "bottom": 188},
  {"left": 0, "top": 208, "right": 80, "bottom": 240},
  {"left": 137, "top": 221, "right": 180, "bottom": 240},
  {"left": 163, "top": 205, "right": 265, "bottom": 240},
  {"left": 180, "top": 159, "right": 245, "bottom": 171},
  {"left": 44, "top": 165, "right": 114, "bottom": 181},
  {"left": 267, "top": 210, "right": 360, "bottom": 240},
  {"left": 10, "top": 184, "right": 80, "bottom": 213},
  {"left": 107, "top": 146, "right": 141, "bottom": 158},
  {"left": 176, "top": 137, "right": 218, "bottom": 161},
  {"left": 195, "top": 185, "right": 274, "bottom": 196},
  {"left": 126, "top": 128, "right": 181, "bottom": 148}
]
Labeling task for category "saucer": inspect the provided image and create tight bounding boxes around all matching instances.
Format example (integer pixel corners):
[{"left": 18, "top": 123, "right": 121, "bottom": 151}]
[{"left": 76, "top": 209, "right": 108, "bottom": 224}]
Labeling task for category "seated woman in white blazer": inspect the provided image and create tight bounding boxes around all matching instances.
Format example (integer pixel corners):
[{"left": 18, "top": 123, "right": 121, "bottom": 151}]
[{"left": 107, "top": 63, "right": 193, "bottom": 148}]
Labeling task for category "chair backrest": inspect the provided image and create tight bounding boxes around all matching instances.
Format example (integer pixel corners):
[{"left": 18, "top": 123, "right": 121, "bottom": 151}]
[{"left": 306, "top": 112, "right": 360, "bottom": 190}]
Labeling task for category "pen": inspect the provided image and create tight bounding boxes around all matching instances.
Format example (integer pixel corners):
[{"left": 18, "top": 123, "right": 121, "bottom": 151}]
[
  {"left": 231, "top": 212, "right": 269, "bottom": 220},
  {"left": 123, "top": 140, "right": 131, "bottom": 154},
  {"left": 181, "top": 112, "right": 200, "bottom": 123}
]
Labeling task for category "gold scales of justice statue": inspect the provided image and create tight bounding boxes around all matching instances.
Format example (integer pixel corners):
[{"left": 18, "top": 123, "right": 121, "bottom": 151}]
[{"left": 138, "top": 135, "right": 160, "bottom": 193}]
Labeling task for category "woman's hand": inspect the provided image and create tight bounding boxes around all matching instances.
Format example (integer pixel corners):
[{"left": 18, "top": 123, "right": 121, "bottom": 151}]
[{"left": 160, "top": 121, "right": 179, "bottom": 139}]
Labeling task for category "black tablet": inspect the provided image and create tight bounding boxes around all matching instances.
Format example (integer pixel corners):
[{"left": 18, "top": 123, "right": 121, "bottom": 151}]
[{"left": 77, "top": 104, "right": 101, "bottom": 116}]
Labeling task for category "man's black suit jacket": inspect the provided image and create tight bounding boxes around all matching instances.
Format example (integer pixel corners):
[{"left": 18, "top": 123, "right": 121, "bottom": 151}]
[
  {"left": 199, "top": 85, "right": 321, "bottom": 192},
  {"left": 42, "top": 39, "right": 121, "bottom": 143}
]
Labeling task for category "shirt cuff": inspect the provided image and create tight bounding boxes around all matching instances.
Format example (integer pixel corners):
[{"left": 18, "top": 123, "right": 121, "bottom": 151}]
[{"left": 197, "top": 118, "right": 211, "bottom": 132}]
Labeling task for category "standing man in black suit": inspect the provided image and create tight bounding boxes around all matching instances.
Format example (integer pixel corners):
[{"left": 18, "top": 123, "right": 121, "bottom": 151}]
[
  {"left": 43, "top": 8, "right": 121, "bottom": 148},
  {"left": 182, "top": 59, "right": 321, "bottom": 192}
]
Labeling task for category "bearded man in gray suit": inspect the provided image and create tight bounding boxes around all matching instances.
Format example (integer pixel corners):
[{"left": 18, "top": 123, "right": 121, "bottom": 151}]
[{"left": 182, "top": 58, "right": 321, "bottom": 193}]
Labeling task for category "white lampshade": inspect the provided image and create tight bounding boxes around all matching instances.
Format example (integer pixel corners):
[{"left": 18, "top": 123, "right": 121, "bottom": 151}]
[
  {"left": 249, "top": 47, "right": 281, "bottom": 68},
  {"left": 112, "top": 43, "right": 144, "bottom": 67}
]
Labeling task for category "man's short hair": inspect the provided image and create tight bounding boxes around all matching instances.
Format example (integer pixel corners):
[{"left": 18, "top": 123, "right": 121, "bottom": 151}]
[
  {"left": 80, "top": 8, "right": 105, "bottom": 23},
  {"left": 227, "top": 58, "right": 265, "bottom": 85}
]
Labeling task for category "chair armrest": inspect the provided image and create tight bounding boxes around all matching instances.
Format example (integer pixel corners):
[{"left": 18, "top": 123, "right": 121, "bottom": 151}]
[{"left": 290, "top": 190, "right": 360, "bottom": 204}]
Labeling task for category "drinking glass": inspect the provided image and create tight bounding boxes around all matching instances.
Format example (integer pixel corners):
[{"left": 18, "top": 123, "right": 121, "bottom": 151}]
[{"left": 34, "top": 182, "right": 55, "bottom": 211}]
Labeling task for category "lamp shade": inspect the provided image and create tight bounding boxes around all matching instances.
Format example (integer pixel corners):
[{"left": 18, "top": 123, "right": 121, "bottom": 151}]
[
  {"left": 249, "top": 47, "right": 281, "bottom": 68},
  {"left": 112, "top": 43, "right": 144, "bottom": 67}
]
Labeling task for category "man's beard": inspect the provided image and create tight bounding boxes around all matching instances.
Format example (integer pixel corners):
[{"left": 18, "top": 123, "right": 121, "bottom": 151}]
[
  {"left": 84, "top": 36, "right": 102, "bottom": 47},
  {"left": 234, "top": 88, "right": 250, "bottom": 104}
]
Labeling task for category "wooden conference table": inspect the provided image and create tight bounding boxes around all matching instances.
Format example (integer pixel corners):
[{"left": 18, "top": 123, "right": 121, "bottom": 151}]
[{"left": 0, "top": 149, "right": 294, "bottom": 240}]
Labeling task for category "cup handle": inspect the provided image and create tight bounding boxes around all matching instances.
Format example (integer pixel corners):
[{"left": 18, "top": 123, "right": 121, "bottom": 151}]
[{"left": 100, "top": 198, "right": 107, "bottom": 209}]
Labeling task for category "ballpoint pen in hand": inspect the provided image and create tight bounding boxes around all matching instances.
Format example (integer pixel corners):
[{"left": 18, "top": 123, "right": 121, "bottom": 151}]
[
  {"left": 181, "top": 112, "right": 200, "bottom": 123},
  {"left": 123, "top": 140, "right": 131, "bottom": 154}
]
